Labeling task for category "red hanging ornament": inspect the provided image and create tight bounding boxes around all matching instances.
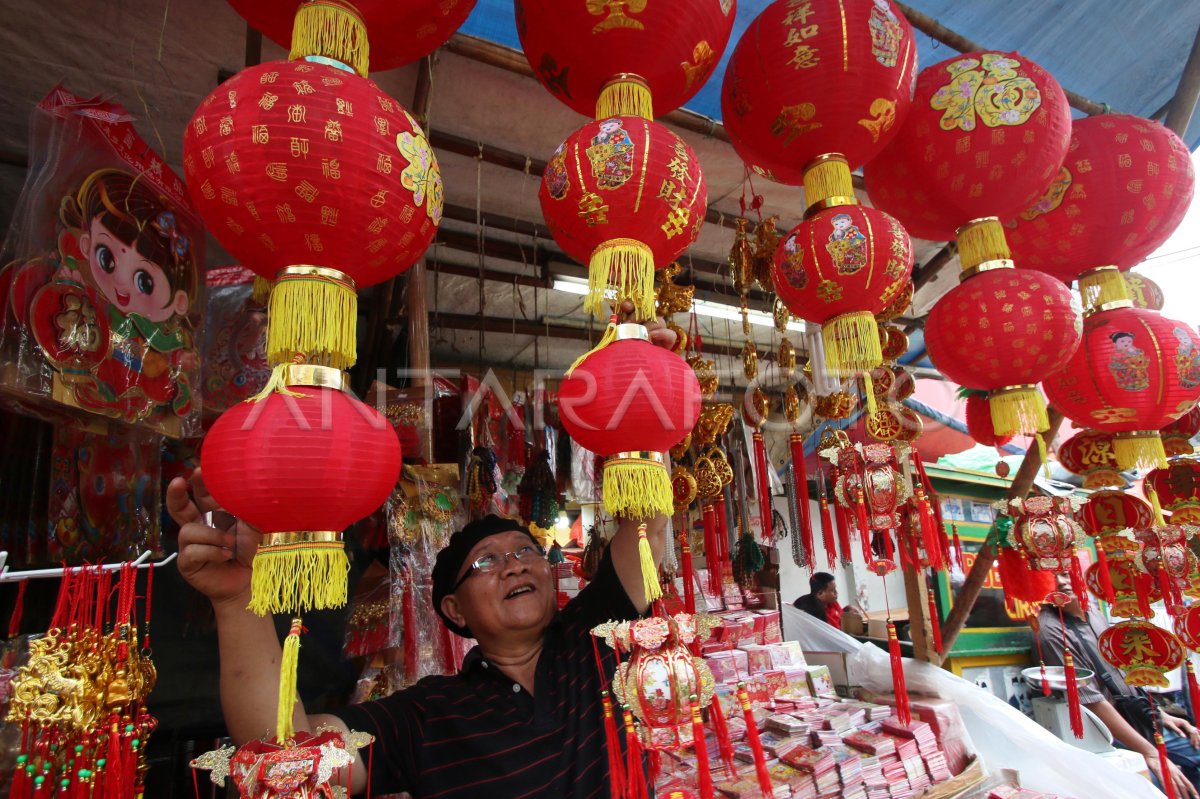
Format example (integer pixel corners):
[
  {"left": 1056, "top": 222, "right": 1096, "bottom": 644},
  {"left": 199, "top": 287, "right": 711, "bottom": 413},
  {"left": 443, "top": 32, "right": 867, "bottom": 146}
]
[
  {"left": 1057, "top": 429, "right": 1124, "bottom": 489},
  {"left": 818, "top": 478, "right": 838, "bottom": 568},
  {"left": 927, "top": 588, "right": 944, "bottom": 655},
  {"left": 1099, "top": 619, "right": 1186, "bottom": 689},
  {"left": 1133, "top": 524, "right": 1197, "bottom": 618},
  {"left": 1148, "top": 458, "right": 1200, "bottom": 524},
  {"left": 789, "top": 433, "right": 816, "bottom": 571},
  {"left": 736, "top": 682, "right": 776, "bottom": 799},
  {"left": 1162, "top": 404, "right": 1200, "bottom": 458},
  {"left": 751, "top": 427, "right": 773, "bottom": 543},
  {"left": 963, "top": 389, "right": 1013, "bottom": 448}
]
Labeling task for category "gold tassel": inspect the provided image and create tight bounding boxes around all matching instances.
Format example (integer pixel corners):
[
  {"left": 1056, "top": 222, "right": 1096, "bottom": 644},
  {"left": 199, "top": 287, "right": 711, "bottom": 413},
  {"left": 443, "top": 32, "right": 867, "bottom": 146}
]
[
  {"left": 1079, "top": 266, "right": 1130, "bottom": 311},
  {"left": 595, "top": 75, "right": 653, "bottom": 120},
  {"left": 276, "top": 617, "right": 303, "bottom": 743},
  {"left": 603, "top": 455, "right": 673, "bottom": 520},
  {"left": 587, "top": 238, "right": 656, "bottom": 320},
  {"left": 566, "top": 322, "right": 618, "bottom": 377},
  {"left": 249, "top": 532, "right": 350, "bottom": 616},
  {"left": 267, "top": 267, "right": 358, "bottom": 370},
  {"left": 252, "top": 275, "right": 273, "bottom": 306},
  {"left": 957, "top": 217, "right": 1010, "bottom": 269},
  {"left": 1147, "top": 483, "right": 1167, "bottom": 526},
  {"left": 862, "top": 371, "right": 879, "bottom": 416},
  {"left": 636, "top": 523, "right": 662, "bottom": 602},
  {"left": 1035, "top": 432, "right": 1051, "bottom": 479},
  {"left": 802, "top": 155, "right": 856, "bottom": 210},
  {"left": 248, "top": 363, "right": 310, "bottom": 403},
  {"left": 1113, "top": 431, "right": 1169, "bottom": 472},
  {"left": 289, "top": 0, "right": 370, "bottom": 77},
  {"left": 822, "top": 311, "right": 883, "bottom": 376},
  {"left": 988, "top": 386, "right": 1049, "bottom": 437}
]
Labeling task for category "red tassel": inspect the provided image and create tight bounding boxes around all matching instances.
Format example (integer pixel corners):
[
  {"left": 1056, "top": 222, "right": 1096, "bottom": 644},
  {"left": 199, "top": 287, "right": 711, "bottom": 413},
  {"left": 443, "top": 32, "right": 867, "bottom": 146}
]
[
  {"left": 1033, "top": 632, "right": 1051, "bottom": 697},
  {"left": 1188, "top": 663, "right": 1200, "bottom": 729},
  {"left": 819, "top": 491, "right": 838, "bottom": 568},
  {"left": 997, "top": 547, "right": 1037, "bottom": 604},
  {"left": 714, "top": 497, "right": 730, "bottom": 584},
  {"left": 854, "top": 488, "right": 871, "bottom": 547},
  {"left": 1095, "top": 547, "right": 1116, "bottom": 605},
  {"left": 1064, "top": 650, "right": 1084, "bottom": 739},
  {"left": 1157, "top": 730, "right": 1179, "bottom": 799},
  {"left": 103, "top": 719, "right": 122, "bottom": 799},
  {"left": 952, "top": 524, "right": 965, "bottom": 572},
  {"left": 10, "top": 756, "right": 30, "bottom": 799},
  {"left": 880, "top": 528, "right": 896, "bottom": 564},
  {"left": 681, "top": 531, "right": 696, "bottom": 615},
  {"left": 708, "top": 689, "right": 739, "bottom": 779},
  {"left": 927, "top": 589, "right": 944, "bottom": 655},
  {"left": 601, "top": 693, "right": 627, "bottom": 799},
  {"left": 702, "top": 503, "right": 720, "bottom": 598},
  {"left": 918, "top": 494, "right": 945, "bottom": 572},
  {"left": 1070, "top": 556, "right": 1089, "bottom": 613},
  {"left": 790, "top": 434, "right": 816, "bottom": 572},
  {"left": 752, "top": 431, "right": 773, "bottom": 544},
  {"left": 1157, "top": 567, "right": 1177, "bottom": 617},
  {"left": 736, "top": 683, "right": 776, "bottom": 799},
  {"left": 1135, "top": 572, "right": 1155, "bottom": 619},
  {"left": 887, "top": 621, "right": 911, "bottom": 726},
  {"left": 690, "top": 696, "right": 715, "bottom": 799},
  {"left": 622, "top": 707, "right": 647, "bottom": 799}
]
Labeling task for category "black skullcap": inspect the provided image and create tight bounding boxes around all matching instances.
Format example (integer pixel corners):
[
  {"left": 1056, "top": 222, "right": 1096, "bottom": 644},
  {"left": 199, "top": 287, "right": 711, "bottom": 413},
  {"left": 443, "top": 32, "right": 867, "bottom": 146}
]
[{"left": 431, "top": 514, "right": 539, "bottom": 637}]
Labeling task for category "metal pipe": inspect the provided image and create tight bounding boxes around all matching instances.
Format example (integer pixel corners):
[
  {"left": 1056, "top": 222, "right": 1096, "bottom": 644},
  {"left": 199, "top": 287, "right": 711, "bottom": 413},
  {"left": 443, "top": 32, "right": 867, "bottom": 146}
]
[{"left": 1166, "top": 21, "right": 1200, "bottom": 137}]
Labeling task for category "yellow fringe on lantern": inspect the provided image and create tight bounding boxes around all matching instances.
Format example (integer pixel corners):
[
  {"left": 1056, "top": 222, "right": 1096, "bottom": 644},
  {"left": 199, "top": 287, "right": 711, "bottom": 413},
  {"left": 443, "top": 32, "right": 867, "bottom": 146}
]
[
  {"left": 1147, "top": 483, "right": 1167, "bottom": 526},
  {"left": 603, "top": 455, "right": 673, "bottom": 520},
  {"left": 637, "top": 523, "right": 663, "bottom": 602},
  {"left": 588, "top": 239, "right": 656, "bottom": 320},
  {"left": 988, "top": 386, "right": 1049, "bottom": 437},
  {"left": 248, "top": 533, "right": 350, "bottom": 616},
  {"left": 596, "top": 75, "right": 653, "bottom": 120},
  {"left": 566, "top": 322, "right": 618, "bottom": 377},
  {"left": 1113, "top": 431, "right": 1169, "bottom": 472},
  {"left": 1079, "top": 266, "right": 1130, "bottom": 311},
  {"left": 267, "top": 268, "right": 358, "bottom": 370},
  {"left": 862, "top": 371, "right": 879, "bottom": 416},
  {"left": 289, "top": 0, "right": 370, "bottom": 77},
  {"left": 252, "top": 275, "right": 273, "bottom": 307},
  {"left": 248, "top": 363, "right": 311, "bottom": 403},
  {"left": 803, "top": 155, "right": 856, "bottom": 212},
  {"left": 956, "top": 217, "right": 1011, "bottom": 270},
  {"left": 1035, "top": 432, "right": 1051, "bottom": 479},
  {"left": 822, "top": 311, "right": 883, "bottom": 376},
  {"left": 276, "top": 617, "right": 303, "bottom": 743}
]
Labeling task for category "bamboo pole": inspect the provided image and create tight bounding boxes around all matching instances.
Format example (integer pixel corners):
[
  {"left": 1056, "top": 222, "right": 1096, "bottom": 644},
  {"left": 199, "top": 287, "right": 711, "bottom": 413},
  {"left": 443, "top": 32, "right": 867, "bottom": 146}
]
[{"left": 1165, "top": 22, "right": 1200, "bottom": 137}]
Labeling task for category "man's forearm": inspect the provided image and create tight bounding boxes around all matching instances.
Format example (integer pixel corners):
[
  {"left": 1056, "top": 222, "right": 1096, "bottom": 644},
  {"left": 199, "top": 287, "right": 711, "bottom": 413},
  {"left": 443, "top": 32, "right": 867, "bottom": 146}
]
[
  {"left": 1087, "top": 699, "right": 1155, "bottom": 756},
  {"left": 610, "top": 514, "right": 669, "bottom": 613}
]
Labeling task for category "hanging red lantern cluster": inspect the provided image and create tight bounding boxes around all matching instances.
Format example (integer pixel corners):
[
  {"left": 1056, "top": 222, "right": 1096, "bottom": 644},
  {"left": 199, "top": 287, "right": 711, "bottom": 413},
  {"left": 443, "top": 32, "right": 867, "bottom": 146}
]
[
  {"left": 1006, "top": 114, "right": 1194, "bottom": 309},
  {"left": 1043, "top": 304, "right": 1200, "bottom": 470},
  {"left": 1163, "top": 404, "right": 1200, "bottom": 457},
  {"left": 1100, "top": 620, "right": 1185, "bottom": 689},
  {"left": 1148, "top": 458, "right": 1200, "bottom": 524},
  {"left": 1057, "top": 429, "right": 1123, "bottom": 489}
]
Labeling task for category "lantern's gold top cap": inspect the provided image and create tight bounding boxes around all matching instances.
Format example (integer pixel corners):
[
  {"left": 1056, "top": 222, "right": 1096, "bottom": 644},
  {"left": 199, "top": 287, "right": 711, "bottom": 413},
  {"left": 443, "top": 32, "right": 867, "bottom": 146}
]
[{"left": 615, "top": 323, "right": 649, "bottom": 342}]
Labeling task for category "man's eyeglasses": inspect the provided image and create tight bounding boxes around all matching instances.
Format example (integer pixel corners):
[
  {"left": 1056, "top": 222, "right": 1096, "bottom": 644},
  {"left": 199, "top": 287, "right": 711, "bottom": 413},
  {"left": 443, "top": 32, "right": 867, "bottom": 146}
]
[{"left": 453, "top": 544, "right": 544, "bottom": 591}]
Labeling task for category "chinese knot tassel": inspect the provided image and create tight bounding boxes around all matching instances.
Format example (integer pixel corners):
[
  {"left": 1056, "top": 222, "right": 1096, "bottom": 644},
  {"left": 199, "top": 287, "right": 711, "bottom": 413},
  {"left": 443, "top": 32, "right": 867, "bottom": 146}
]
[
  {"left": 1157, "top": 728, "right": 1179, "bottom": 799},
  {"left": 622, "top": 706, "right": 648, "bottom": 799},
  {"left": 916, "top": 487, "right": 945, "bottom": 572},
  {"left": 1189, "top": 664, "right": 1200, "bottom": 730},
  {"left": 819, "top": 490, "right": 838, "bottom": 569},
  {"left": 601, "top": 693, "right": 626, "bottom": 799},
  {"left": 1136, "top": 572, "right": 1155, "bottom": 620},
  {"left": 596, "top": 74, "right": 654, "bottom": 121},
  {"left": 1095, "top": 547, "right": 1116, "bottom": 605},
  {"left": 289, "top": 0, "right": 371, "bottom": 77},
  {"left": 736, "top": 683, "right": 776, "bottom": 799},
  {"left": 927, "top": 589, "right": 944, "bottom": 655},
  {"left": 714, "top": 496, "right": 730, "bottom": 584},
  {"left": 690, "top": 696, "right": 715, "bottom": 799},
  {"left": 635, "top": 523, "right": 662, "bottom": 603},
  {"left": 277, "top": 617, "right": 303, "bottom": 742},
  {"left": 702, "top": 502, "right": 720, "bottom": 597},
  {"left": 790, "top": 434, "right": 816, "bottom": 571},
  {"left": 853, "top": 488, "right": 871, "bottom": 556},
  {"left": 952, "top": 524, "right": 965, "bottom": 572},
  {"left": 680, "top": 530, "right": 696, "bottom": 615},
  {"left": 1064, "top": 650, "right": 1084, "bottom": 739},
  {"left": 708, "top": 690, "right": 739, "bottom": 779},
  {"left": 752, "top": 430, "right": 773, "bottom": 543},
  {"left": 887, "top": 621, "right": 912, "bottom": 726},
  {"left": 1034, "top": 631, "right": 1051, "bottom": 697},
  {"left": 1070, "top": 556, "right": 1089, "bottom": 613}
]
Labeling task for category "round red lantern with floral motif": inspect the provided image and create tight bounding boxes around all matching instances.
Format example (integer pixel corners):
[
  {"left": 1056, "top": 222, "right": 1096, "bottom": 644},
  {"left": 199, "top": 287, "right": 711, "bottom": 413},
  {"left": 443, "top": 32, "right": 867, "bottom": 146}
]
[
  {"left": 1099, "top": 619, "right": 1185, "bottom": 688},
  {"left": 720, "top": 0, "right": 917, "bottom": 184},
  {"left": 1163, "top": 404, "right": 1200, "bottom": 457},
  {"left": 1133, "top": 524, "right": 1197, "bottom": 616},
  {"left": 865, "top": 51, "right": 1072, "bottom": 242},
  {"left": 540, "top": 117, "right": 706, "bottom": 319},
  {"left": 1043, "top": 304, "right": 1200, "bottom": 470},
  {"left": 1174, "top": 605, "right": 1200, "bottom": 651},
  {"left": 1148, "top": 458, "right": 1200, "bottom": 523},
  {"left": 1127, "top": 273, "right": 1167, "bottom": 311},
  {"left": 516, "top": 0, "right": 736, "bottom": 119},
  {"left": 1057, "top": 430, "right": 1123, "bottom": 489}
]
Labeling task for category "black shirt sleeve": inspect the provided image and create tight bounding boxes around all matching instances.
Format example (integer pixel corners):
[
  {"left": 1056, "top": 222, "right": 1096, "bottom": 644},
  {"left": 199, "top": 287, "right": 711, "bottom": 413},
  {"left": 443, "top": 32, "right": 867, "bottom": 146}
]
[
  {"left": 333, "top": 679, "right": 420, "bottom": 795},
  {"left": 559, "top": 547, "right": 641, "bottom": 635},
  {"left": 794, "top": 594, "right": 828, "bottom": 624}
]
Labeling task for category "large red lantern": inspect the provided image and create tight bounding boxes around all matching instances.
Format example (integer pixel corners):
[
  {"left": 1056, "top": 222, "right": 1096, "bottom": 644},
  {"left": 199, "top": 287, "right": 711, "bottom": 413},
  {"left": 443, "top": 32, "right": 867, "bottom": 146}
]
[
  {"left": 1006, "top": 115, "right": 1194, "bottom": 308},
  {"left": 1099, "top": 620, "right": 1185, "bottom": 689},
  {"left": 720, "top": 0, "right": 917, "bottom": 184},
  {"left": 515, "top": 0, "right": 736, "bottom": 119},
  {"left": 184, "top": 59, "right": 441, "bottom": 368},
  {"left": 201, "top": 365, "right": 401, "bottom": 614},
  {"left": 1057, "top": 430, "right": 1123, "bottom": 489},
  {"left": 1079, "top": 490, "right": 1153, "bottom": 538},
  {"left": 540, "top": 117, "right": 706, "bottom": 318},
  {"left": 1163, "top": 404, "right": 1200, "bottom": 457},
  {"left": 924, "top": 256, "right": 1081, "bottom": 438},
  {"left": 1148, "top": 459, "right": 1200, "bottom": 523},
  {"left": 865, "top": 51, "right": 1071, "bottom": 242},
  {"left": 226, "top": 0, "right": 477, "bottom": 75},
  {"left": 1043, "top": 304, "right": 1200, "bottom": 470}
]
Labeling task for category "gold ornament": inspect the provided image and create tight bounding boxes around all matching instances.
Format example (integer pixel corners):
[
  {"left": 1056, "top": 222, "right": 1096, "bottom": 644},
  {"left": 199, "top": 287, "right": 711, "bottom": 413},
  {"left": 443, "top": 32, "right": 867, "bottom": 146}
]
[
  {"left": 667, "top": 321, "right": 688, "bottom": 355},
  {"left": 669, "top": 433, "right": 693, "bottom": 461},
  {"left": 655, "top": 262, "right": 695, "bottom": 317},
  {"left": 693, "top": 403, "right": 735, "bottom": 447},
  {"left": 688, "top": 354, "right": 719, "bottom": 398},
  {"left": 778, "top": 338, "right": 797, "bottom": 376},
  {"left": 745, "top": 389, "right": 770, "bottom": 427},
  {"left": 708, "top": 447, "right": 735, "bottom": 487},
  {"left": 741, "top": 339, "right": 759, "bottom": 381},
  {"left": 876, "top": 280, "right": 913, "bottom": 322},
  {"left": 751, "top": 217, "right": 781, "bottom": 290},
  {"left": 773, "top": 297, "right": 791, "bottom": 332},
  {"left": 815, "top": 391, "right": 855, "bottom": 420},
  {"left": 671, "top": 466, "right": 698, "bottom": 512}
]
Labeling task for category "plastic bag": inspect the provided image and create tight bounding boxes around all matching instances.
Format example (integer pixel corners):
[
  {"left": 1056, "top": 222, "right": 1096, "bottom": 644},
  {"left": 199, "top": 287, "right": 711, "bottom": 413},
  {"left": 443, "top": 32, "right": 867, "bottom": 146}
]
[{"left": 200, "top": 266, "right": 268, "bottom": 417}]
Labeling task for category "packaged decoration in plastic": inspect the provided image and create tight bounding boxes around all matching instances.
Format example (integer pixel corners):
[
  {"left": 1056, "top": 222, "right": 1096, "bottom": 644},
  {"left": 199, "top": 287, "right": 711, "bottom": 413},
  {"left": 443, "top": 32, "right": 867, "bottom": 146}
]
[
  {"left": 0, "top": 86, "right": 204, "bottom": 438},
  {"left": 201, "top": 266, "right": 268, "bottom": 418}
]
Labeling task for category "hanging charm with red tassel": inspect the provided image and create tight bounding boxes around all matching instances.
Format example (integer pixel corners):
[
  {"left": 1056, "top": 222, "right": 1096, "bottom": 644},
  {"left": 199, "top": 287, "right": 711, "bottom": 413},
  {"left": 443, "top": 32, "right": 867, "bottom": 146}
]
[
  {"left": 752, "top": 428, "right": 774, "bottom": 544},
  {"left": 789, "top": 433, "right": 816, "bottom": 571},
  {"left": 818, "top": 473, "right": 838, "bottom": 568},
  {"left": 1049, "top": 595, "right": 1086, "bottom": 740}
]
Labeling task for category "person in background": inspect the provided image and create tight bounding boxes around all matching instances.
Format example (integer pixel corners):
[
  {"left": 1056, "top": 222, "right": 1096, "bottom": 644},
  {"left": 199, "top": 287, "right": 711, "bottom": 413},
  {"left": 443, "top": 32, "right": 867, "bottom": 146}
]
[
  {"left": 1035, "top": 573, "right": 1200, "bottom": 798},
  {"left": 794, "top": 572, "right": 842, "bottom": 629}
]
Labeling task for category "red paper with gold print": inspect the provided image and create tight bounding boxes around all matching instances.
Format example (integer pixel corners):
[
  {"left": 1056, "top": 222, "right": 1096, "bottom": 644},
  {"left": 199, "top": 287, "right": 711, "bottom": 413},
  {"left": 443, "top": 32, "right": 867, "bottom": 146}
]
[
  {"left": 226, "top": 0, "right": 477, "bottom": 73},
  {"left": 1087, "top": 553, "right": 1161, "bottom": 618},
  {"left": 1132, "top": 524, "right": 1197, "bottom": 613},
  {"left": 721, "top": 0, "right": 917, "bottom": 183},
  {"left": 1044, "top": 305, "right": 1200, "bottom": 435},
  {"left": 773, "top": 203, "right": 912, "bottom": 324},
  {"left": 1148, "top": 459, "right": 1200, "bottom": 524},
  {"left": 1057, "top": 430, "right": 1123, "bottom": 489},
  {"left": 540, "top": 117, "right": 706, "bottom": 268},
  {"left": 1162, "top": 404, "right": 1200, "bottom": 457},
  {"left": 865, "top": 51, "right": 1072, "bottom": 241},
  {"left": 1174, "top": 604, "right": 1200, "bottom": 651},
  {"left": 924, "top": 267, "right": 1081, "bottom": 392},
  {"left": 516, "top": 0, "right": 736, "bottom": 118},
  {"left": 183, "top": 59, "right": 441, "bottom": 287},
  {"left": 1098, "top": 619, "right": 1184, "bottom": 689},
  {"left": 1006, "top": 115, "right": 1194, "bottom": 282},
  {"left": 1079, "top": 490, "right": 1153, "bottom": 537}
]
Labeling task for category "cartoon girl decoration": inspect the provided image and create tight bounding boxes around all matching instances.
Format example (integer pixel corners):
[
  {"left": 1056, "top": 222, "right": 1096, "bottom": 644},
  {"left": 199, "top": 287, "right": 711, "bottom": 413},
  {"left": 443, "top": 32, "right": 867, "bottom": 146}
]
[
  {"left": 1108, "top": 330, "right": 1150, "bottom": 391},
  {"left": 825, "top": 213, "right": 868, "bottom": 275},
  {"left": 28, "top": 168, "right": 199, "bottom": 434},
  {"left": 868, "top": 0, "right": 904, "bottom": 67},
  {"left": 1174, "top": 326, "right": 1200, "bottom": 389},
  {"left": 586, "top": 118, "right": 635, "bottom": 190},
  {"left": 545, "top": 144, "right": 571, "bottom": 201},
  {"left": 777, "top": 234, "right": 809, "bottom": 290}
]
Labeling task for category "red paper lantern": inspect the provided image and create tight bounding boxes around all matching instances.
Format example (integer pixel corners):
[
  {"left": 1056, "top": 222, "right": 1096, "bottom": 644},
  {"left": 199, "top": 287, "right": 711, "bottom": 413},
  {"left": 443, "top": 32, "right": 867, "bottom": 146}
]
[
  {"left": 201, "top": 366, "right": 401, "bottom": 613},
  {"left": 226, "top": 0, "right": 477, "bottom": 74},
  {"left": 1043, "top": 304, "right": 1200, "bottom": 470},
  {"left": 964, "top": 390, "right": 1013, "bottom": 447},
  {"left": 1127, "top": 273, "right": 1167, "bottom": 311},
  {"left": 773, "top": 189, "right": 912, "bottom": 375},
  {"left": 1079, "top": 490, "right": 1153, "bottom": 537},
  {"left": 184, "top": 59, "right": 441, "bottom": 367},
  {"left": 1132, "top": 524, "right": 1197, "bottom": 615},
  {"left": 515, "top": 0, "right": 737, "bottom": 119},
  {"left": 1087, "top": 553, "right": 1162, "bottom": 618},
  {"left": 924, "top": 263, "right": 1081, "bottom": 436},
  {"left": 1163, "top": 404, "right": 1200, "bottom": 457},
  {"left": 540, "top": 116, "right": 706, "bottom": 318},
  {"left": 1099, "top": 619, "right": 1185, "bottom": 688},
  {"left": 865, "top": 51, "right": 1072, "bottom": 241},
  {"left": 720, "top": 0, "right": 917, "bottom": 183},
  {"left": 1010, "top": 496, "right": 1082, "bottom": 572},
  {"left": 1006, "top": 115, "right": 1194, "bottom": 305},
  {"left": 1057, "top": 430, "right": 1123, "bottom": 489},
  {"left": 1174, "top": 605, "right": 1200, "bottom": 651},
  {"left": 1148, "top": 459, "right": 1200, "bottom": 524}
]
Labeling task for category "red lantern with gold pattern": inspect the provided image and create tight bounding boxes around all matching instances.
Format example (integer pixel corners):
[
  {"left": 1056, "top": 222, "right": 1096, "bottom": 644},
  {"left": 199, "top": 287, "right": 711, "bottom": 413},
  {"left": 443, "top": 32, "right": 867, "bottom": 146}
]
[
  {"left": 1148, "top": 459, "right": 1200, "bottom": 524},
  {"left": 1087, "top": 552, "right": 1161, "bottom": 618},
  {"left": 1174, "top": 604, "right": 1200, "bottom": 651},
  {"left": 1099, "top": 619, "right": 1185, "bottom": 689},
  {"left": 540, "top": 117, "right": 706, "bottom": 319},
  {"left": 1043, "top": 304, "right": 1200, "bottom": 471},
  {"left": 865, "top": 51, "right": 1072, "bottom": 242},
  {"left": 1163, "top": 404, "right": 1200, "bottom": 457},
  {"left": 1133, "top": 524, "right": 1197, "bottom": 616},
  {"left": 183, "top": 59, "right": 441, "bottom": 368},
  {"left": 516, "top": 0, "right": 737, "bottom": 119},
  {"left": 1128, "top": 273, "right": 1167, "bottom": 311},
  {"left": 1057, "top": 430, "right": 1123, "bottom": 489},
  {"left": 1079, "top": 490, "right": 1153, "bottom": 538},
  {"left": 1006, "top": 115, "right": 1194, "bottom": 308},
  {"left": 720, "top": 0, "right": 917, "bottom": 183}
]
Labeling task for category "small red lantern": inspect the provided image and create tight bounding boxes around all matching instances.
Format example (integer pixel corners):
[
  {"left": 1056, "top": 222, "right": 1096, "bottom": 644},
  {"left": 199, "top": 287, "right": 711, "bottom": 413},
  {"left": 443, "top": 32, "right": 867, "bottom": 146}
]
[
  {"left": 963, "top": 389, "right": 1013, "bottom": 447},
  {"left": 1079, "top": 489, "right": 1153, "bottom": 537},
  {"left": 1010, "top": 495, "right": 1083, "bottom": 572},
  {"left": 1148, "top": 458, "right": 1200, "bottom": 523},
  {"left": 540, "top": 117, "right": 706, "bottom": 318},
  {"left": 1057, "top": 430, "right": 1123, "bottom": 489},
  {"left": 1133, "top": 524, "right": 1197, "bottom": 616},
  {"left": 184, "top": 59, "right": 441, "bottom": 368},
  {"left": 865, "top": 51, "right": 1072, "bottom": 242},
  {"left": 201, "top": 365, "right": 401, "bottom": 614},
  {"left": 1087, "top": 552, "right": 1162, "bottom": 619},
  {"left": 1127, "top": 273, "right": 1167, "bottom": 311},
  {"left": 515, "top": 0, "right": 736, "bottom": 119},
  {"left": 1163, "top": 404, "right": 1200, "bottom": 457},
  {"left": 924, "top": 259, "right": 1081, "bottom": 437},
  {"left": 1006, "top": 115, "right": 1194, "bottom": 308},
  {"left": 1043, "top": 304, "right": 1200, "bottom": 471},
  {"left": 720, "top": 0, "right": 917, "bottom": 184},
  {"left": 1099, "top": 619, "right": 1185, "bottom": 689}
]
